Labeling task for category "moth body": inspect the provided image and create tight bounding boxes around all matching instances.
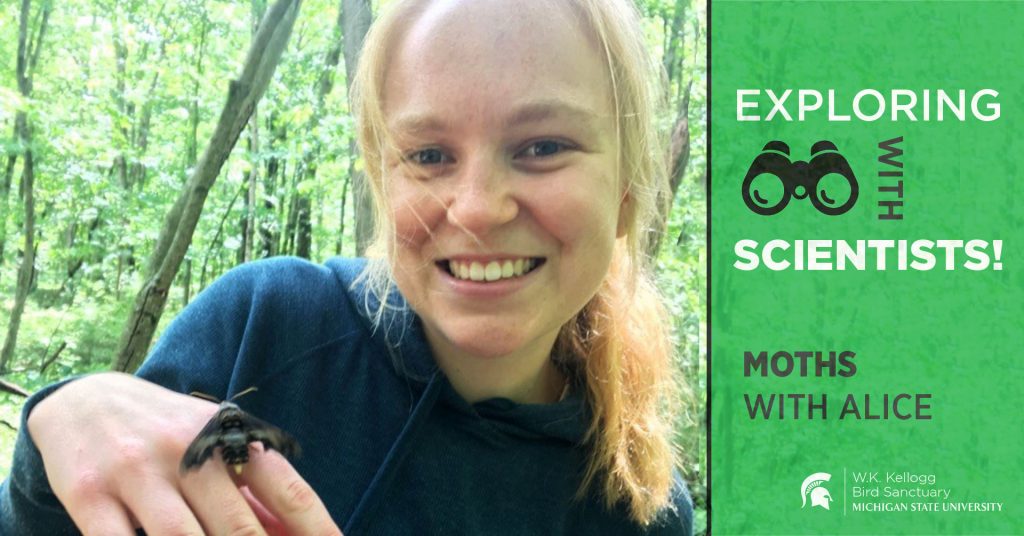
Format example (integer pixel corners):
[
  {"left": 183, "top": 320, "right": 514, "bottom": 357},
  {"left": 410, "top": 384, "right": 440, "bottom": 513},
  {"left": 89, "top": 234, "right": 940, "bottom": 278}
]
[{"left": 180, "top": 399, "right": 301, "bottom": 475}]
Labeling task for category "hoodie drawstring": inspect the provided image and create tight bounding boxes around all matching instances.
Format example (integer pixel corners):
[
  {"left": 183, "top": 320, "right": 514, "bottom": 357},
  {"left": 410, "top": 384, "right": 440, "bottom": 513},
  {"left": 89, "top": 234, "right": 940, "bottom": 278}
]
[{"left": 343, "top": 371, "right": 444, "bottom": 535}]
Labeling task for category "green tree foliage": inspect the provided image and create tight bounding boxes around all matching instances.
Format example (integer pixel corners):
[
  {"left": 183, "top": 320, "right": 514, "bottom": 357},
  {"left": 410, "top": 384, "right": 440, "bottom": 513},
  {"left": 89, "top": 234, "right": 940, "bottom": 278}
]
[
  {"left": 0, "top": 1, "right": 705, "bottom": 526},
  {"left": 640, "top": 0, "right": 708, "bottom": 527}
]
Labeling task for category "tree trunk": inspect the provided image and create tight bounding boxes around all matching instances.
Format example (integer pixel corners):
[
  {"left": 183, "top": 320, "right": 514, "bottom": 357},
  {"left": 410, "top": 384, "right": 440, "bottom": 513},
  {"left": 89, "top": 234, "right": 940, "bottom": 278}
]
[
  {"left": 201, "top": 183, "right": 245, "bottom": 290},
  {"left": 114, "top": 0, "right": 302, "bottom": 372},
  {"left": 668, "top": 83, "right": 694, "bottom": 200},
  {"left": 241, "top": 109, "right": 259, "bottom": 264},
  {"left": 110, "top": 2, "right": 172, "bottom": 192},
  {"left": 661, "top": 0, "right": 688, "bottom": 87},
  {"left": 647, "top": 83, "right": 693, "bottom": 258},
  {"left": 111, "top": 15, "right": 131, "bottom": 190},
  {"left": 646, "top": 0, "right": 695, "bottom": 259},
  {"left": 179, "top": 9, "right": 207, "bottom": 307},
  {"left": 241, "top": 1, "right": 264, "bottom": 264},
  {"left": 178, "top": 258, "right": 189, "bottom": 306},
  {"left": 0, "top": 149, "right": 35, "bottom": 373},
  {"left": 351, "top": 169, "right": 373, "bottom": 254},
  {"left": 130, "top": 4, "right": 176, "bottom": 191},
  {"left": 295, "top": 195, "right": 312, "bottom": 258},
  {"left": 58, "top": 210, "right": 102, "bottom": 299},
  {"left": 281, "top": 168, "right": 299, "bottom": 255},
  {"left": 0, "top": 151, "right": 16, "bottom": 266},
  {"left": 336, "top": 173, "right": 349, "bottom": 255},
  {"left": 260, "top": 114, "right": 284, "bottom": 257},
  {"left": 342, "top": 0, "right": 374, "bottom": 255},
  {"left": 1, "top": 0, "right": 49, "bottom": 373},
  {"left": 290, "top": 0, "right": 347, "bottom": 259},
  {"left": 347, "top": 139, "right": 368, "bottom": 256},
  {"left": 245, "top": 112, "right": 258, "bottom": 263},
  {"left": 150, "top": 7, "right": 209, "bottom": 280},
  {"left": 0, "top": 0, "right": 49, "bottom": 266},
  {"left": 129, "top": 68, "right": 161, "bottom": 190}
]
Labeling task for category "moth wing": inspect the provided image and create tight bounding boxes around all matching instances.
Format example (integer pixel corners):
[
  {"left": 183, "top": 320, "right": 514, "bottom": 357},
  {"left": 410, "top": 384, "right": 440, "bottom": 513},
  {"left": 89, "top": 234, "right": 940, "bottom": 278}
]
[
  {"left": 179, "top": 412, "right": 225, "bottom": 474},
  {"left": 239, "top": 412, "right": 301, "bottom": 459}
]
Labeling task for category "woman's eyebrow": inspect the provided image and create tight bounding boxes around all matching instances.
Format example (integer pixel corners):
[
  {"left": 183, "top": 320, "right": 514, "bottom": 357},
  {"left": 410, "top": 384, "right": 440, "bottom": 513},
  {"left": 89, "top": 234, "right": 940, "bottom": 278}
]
[
  {"left": 389, "top": 99, "right": 603, "bottom": 135},
  {"left": 389, "top": 113, "right": 453, "bottom": 136},
  {"left": 503, "top": 100, "right": 602, "bottom": 130}
]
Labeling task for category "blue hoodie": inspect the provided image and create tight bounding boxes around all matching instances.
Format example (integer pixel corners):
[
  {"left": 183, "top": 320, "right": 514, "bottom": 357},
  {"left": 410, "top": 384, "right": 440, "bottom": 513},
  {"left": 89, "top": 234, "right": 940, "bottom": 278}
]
[{"left": 1, "top": 257, "right": 693, "bottom": 535}]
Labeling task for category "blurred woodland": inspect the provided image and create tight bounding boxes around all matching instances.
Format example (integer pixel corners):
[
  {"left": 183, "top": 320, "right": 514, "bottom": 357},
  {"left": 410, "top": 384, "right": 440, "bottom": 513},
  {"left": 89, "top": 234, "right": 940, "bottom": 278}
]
[{"left": 0, "top": 0, "right": 706, "bottom": 528}]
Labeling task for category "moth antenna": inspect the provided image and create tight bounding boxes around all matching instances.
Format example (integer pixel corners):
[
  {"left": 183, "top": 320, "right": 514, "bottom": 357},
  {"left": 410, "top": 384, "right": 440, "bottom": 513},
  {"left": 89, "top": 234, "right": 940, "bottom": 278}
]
[
  {"left": 189, "top": 391, "right": 221, "bottom": 403},
  {"left": 231, "top": 386, "right": 259, "bottom": 400}
]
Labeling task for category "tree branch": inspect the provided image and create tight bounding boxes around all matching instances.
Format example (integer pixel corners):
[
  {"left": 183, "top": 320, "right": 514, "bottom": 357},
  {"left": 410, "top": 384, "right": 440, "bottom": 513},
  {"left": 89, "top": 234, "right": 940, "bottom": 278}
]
[
  {"left": 28, "top": 2, "right": 52, "bottom": 78},
  {"left": 115, "top": 0, "right": 302, "bottom": 372},
  {"left": 0, "top": 377, "right": 30, "bottom": 398}
]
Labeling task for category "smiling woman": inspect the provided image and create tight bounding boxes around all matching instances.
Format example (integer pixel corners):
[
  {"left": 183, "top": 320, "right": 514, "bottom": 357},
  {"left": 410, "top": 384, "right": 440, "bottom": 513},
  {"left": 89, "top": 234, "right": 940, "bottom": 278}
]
[
  {"left": 0, "top": 0, "right": 692, "bottom": 534},
  {"left": 354, "top": 0, "right": 689, "bottom": 528}
]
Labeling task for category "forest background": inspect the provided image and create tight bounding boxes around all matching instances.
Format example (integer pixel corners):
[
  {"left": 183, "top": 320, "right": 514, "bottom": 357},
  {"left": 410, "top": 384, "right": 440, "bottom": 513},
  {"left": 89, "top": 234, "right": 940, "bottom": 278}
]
[{"left": 0, "top": 0, "right": 707, "bottom": 529}]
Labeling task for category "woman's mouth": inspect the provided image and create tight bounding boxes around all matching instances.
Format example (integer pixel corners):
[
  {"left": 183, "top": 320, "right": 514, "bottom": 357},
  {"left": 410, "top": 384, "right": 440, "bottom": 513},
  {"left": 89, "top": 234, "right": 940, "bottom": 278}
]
[{"left": 438, "top": 257, "right": 546, "bottom": 282}]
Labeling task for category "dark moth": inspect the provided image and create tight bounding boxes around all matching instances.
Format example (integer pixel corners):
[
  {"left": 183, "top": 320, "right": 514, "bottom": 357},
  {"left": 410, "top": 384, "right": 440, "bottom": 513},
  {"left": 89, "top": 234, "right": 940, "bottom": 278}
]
[{"left": 180, "top": 394, "right": 301, "bottom": 475}]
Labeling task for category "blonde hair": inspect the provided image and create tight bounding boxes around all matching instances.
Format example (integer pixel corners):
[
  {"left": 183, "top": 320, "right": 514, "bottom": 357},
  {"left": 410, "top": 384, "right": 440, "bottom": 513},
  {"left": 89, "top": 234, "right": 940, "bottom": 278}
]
[{"left": 351, "top": 0, "right": 683, "bottom": 526}]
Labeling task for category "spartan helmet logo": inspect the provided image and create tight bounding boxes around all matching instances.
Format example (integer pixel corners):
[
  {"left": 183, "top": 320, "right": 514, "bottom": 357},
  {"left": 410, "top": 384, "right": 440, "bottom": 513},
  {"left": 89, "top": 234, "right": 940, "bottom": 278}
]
[{"left": 801, "top": 472, "right": 833, "bottom": 510}]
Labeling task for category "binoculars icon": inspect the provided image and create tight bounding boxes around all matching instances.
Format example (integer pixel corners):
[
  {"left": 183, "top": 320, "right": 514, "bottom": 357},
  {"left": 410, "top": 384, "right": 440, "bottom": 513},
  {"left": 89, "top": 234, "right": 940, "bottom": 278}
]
[{"left": 741, "top": 140, "right": 859, "bottom": 216}]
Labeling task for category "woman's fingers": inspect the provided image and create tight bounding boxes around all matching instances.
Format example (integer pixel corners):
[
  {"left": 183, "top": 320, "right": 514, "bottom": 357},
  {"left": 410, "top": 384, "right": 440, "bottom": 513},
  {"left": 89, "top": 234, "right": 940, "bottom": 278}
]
[
  {"left": 26, "top": 374, "right": 224, "bottom": 533},
  {"left": 117, "top": 474, "right": 205, "bottom": 536},
  {"left": 63, "top": 494, "right": 136, "bottom": 536},
  {"left": 180, "top": 459, "right": 269, "bottom": 536},
  {"left": 241, "top": 449, "right": 343, "bottom": 536},
  {"left": 241, "top": 486, "right": 291, "bottom": 536}
]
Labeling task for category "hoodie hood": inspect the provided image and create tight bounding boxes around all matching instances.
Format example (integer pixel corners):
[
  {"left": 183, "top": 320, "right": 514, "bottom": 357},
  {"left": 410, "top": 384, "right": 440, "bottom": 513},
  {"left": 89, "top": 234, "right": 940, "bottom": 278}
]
[
  {"left": 441, "top": 381, "right": 591, "bottom": 444},
  {"left": 328, "top": 257, "right": 439, "bottom": 381}
]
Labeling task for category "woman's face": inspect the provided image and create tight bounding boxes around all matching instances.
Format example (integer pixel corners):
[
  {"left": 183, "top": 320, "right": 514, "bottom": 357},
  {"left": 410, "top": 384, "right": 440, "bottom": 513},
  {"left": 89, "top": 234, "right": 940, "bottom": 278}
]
[{"left": 383, "top": 0, "right": 625, "bottom": 365}]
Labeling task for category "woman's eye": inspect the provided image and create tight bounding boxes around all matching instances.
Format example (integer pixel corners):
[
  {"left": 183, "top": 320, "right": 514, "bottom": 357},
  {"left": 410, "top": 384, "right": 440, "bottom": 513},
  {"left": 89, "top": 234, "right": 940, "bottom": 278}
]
[
  {"left": 518, "top": 140, "right": 570, "bottom": 158},
  {"left": 407, "top": 148, "right": 449, "bottom": 165}
]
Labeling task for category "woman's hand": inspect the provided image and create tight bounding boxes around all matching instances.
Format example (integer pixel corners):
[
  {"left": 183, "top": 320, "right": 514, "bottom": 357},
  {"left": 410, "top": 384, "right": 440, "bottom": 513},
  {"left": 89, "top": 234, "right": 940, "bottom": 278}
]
[{"left": 27, "top": 372, "right": 342, "bottom": 536}]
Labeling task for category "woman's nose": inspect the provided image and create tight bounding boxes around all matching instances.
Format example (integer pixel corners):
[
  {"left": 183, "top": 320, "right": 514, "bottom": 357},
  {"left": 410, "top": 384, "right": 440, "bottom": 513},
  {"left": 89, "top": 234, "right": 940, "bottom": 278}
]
[{"left": 445, "top": 156, "right": 518, "bottom": 234}]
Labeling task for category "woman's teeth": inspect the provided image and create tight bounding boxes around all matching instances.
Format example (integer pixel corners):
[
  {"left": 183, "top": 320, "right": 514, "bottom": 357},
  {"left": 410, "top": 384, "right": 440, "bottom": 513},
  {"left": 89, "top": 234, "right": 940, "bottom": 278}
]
[{"left": 448, "top": 259, "right": 538, "bottom": 282}]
